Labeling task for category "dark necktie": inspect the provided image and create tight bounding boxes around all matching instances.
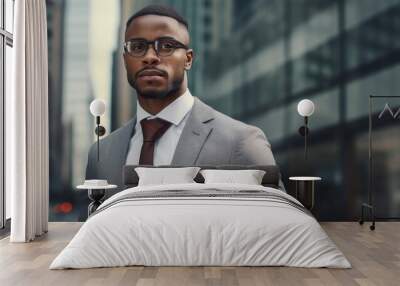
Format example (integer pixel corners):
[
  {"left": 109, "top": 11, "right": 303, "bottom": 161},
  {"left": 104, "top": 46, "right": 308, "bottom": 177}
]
[{"left": 139, "top": 118, "right": 172, "bottom": 165}]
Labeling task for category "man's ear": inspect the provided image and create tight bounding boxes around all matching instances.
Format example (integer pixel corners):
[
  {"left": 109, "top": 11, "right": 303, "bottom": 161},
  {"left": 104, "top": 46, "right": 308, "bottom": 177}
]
[
  {"left": 185, "top": 49, "right": 194, "bottom": 70},
  {"left": 122, "top": 52, "right": 127, "bottom": 69}
]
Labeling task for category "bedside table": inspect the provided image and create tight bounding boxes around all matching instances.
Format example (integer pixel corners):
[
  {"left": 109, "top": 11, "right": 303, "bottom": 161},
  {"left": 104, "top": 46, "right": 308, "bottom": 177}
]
[
  {"left": 77, "top": 184, "right": 117, "bottom": 216},
  {"left": 289, "top": 177, "right": 321, "bottom": 210}
]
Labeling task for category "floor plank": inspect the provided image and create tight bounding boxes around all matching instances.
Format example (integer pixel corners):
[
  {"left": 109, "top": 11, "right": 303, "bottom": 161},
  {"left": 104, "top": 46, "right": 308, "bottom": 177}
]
[{"left": 0, "top": 222, "right": 399, "bottom": 286}]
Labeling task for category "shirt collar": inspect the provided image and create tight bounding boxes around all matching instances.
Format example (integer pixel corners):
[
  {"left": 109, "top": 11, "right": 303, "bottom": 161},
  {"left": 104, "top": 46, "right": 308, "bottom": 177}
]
[{"left": 136, "top": 89, "right": 194, "bottom": 126}]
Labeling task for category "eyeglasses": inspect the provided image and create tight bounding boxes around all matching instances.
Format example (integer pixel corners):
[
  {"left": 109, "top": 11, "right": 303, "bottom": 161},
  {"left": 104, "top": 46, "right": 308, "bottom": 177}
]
[{"left": 124, "top": 37, "right": 189, "bottom": 57}]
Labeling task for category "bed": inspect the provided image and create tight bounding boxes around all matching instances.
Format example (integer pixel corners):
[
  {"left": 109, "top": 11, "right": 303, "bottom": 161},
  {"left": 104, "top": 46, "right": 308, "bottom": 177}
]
[{"left": 50, "top": 165, "right": 351, "bottom": 269}]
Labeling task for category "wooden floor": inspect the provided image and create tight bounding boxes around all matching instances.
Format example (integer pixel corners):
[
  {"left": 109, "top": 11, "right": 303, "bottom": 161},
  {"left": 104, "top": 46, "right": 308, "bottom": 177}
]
[{"left": 0, "top": 222, "right": 399, "bottom": 286}]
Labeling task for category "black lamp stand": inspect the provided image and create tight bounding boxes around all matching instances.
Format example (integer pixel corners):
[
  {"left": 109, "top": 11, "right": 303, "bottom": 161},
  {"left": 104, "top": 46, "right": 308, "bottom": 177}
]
[
  {"left": 298, "top": 116, "right": 309, "bottom": 161},
  {"left": 95, "top": 116, "right": 106, "bottom": 161}
]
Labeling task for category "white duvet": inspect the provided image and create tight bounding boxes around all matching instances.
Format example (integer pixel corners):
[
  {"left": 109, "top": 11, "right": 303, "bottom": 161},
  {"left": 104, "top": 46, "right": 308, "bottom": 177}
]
[{"left": 50, "top": 183, "right": 351, "bottom": 269}]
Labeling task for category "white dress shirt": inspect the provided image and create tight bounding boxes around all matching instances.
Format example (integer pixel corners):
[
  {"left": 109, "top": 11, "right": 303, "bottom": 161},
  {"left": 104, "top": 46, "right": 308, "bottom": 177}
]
[{"left": 125, "top": 89, "right": 194, "bottom": 165}]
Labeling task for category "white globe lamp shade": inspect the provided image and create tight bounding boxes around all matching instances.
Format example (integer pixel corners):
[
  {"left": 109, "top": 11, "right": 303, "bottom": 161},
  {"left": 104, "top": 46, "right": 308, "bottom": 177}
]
[
  {"left": 90, "top": 99, "right": 106, "bottom": 116},
  {"left": 297, "top": 99, "right": 315, "bottom": 117}
]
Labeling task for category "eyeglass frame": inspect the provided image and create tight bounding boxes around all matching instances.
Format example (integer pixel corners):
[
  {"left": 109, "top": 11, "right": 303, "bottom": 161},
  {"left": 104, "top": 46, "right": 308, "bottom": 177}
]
[{"left": 123, "top": 37, "right": 190, "bottom": 58}]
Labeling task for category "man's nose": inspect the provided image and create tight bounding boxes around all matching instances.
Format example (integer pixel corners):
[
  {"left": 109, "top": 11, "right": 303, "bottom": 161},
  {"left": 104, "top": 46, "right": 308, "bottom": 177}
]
[{"left": 142, "top": 44, "right": 160, "bottom": 65}]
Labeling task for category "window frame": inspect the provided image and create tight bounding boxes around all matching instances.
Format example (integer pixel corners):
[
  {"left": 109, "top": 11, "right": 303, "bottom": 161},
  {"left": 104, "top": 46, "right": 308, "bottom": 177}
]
[{"left": 0, "top": 0, "right": 14, "bottom": 232}]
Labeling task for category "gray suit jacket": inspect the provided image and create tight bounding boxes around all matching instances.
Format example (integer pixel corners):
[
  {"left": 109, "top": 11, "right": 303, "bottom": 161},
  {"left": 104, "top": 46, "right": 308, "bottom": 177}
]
[{"left": 86, "top": 97, "right": 284, "bottom": 193}]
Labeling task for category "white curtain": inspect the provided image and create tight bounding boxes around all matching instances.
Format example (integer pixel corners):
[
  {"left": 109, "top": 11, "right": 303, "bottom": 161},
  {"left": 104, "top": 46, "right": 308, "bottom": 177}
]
[{"left": 7, "top": 0, "right": 49, "bottom": 242}]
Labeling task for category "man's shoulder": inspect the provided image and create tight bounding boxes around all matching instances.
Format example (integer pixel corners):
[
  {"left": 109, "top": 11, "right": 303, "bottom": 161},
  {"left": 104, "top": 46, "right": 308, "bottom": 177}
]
[
  {"left": 193, "top": 97, "right": 273, "bottom": 164},
  {"left": 89, "top": 118, "right": 136, "bottom": 151},
  {"left": 194, "top": 97, "right": 260, "bottom": 134}
]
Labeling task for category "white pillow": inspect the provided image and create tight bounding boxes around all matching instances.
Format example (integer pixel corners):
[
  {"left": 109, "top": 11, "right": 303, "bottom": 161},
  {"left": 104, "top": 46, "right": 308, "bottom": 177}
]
[
  {"left": 200, "top": 169, "right": 266, "bottom": 185},
  {"left": 135, "top": 167, "right": 201, "bottom": 186}
]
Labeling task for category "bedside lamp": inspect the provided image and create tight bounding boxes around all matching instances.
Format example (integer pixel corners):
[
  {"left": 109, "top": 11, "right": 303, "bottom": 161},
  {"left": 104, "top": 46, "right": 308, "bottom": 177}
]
[
  {"left": 297, "top": 99, "right": 315, "bottom": 160},
  {"left": 291, "top": 99, "right": 320, "bottom": 210},
  {"left": 90, "top": 99, "right": 106, "bottom": 161}
]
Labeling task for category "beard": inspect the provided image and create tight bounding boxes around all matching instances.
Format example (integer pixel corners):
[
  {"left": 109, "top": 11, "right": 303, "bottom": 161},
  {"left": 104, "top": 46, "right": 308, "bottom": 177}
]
[{"left": 128, "top": 71, "right": 184, "bottom": 100}]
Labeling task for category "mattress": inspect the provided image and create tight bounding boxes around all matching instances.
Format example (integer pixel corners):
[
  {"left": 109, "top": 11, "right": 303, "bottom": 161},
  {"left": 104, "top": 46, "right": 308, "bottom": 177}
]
[{"left": 50, "top": 183, "right": 351, "bottom": 269}]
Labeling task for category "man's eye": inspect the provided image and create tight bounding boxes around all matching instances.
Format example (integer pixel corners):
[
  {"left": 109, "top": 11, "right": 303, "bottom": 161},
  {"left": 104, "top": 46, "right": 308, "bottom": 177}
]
[
  {"left": 131, "top": 42, "right": 146, "bottom": 51},
  {"left": 160, "top": 41, "right": 174, "bottom": 49}
]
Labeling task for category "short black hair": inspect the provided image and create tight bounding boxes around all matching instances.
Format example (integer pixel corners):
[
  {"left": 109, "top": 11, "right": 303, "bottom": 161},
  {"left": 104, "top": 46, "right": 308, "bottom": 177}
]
[{"left": 126, "top": 4, "right": 188, "bottom": 31}]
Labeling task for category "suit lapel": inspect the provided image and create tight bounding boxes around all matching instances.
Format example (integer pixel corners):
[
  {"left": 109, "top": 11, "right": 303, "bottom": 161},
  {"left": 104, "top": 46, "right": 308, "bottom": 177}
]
[{"left": 171, "top": 97, "right": 214, "bottom": 165}]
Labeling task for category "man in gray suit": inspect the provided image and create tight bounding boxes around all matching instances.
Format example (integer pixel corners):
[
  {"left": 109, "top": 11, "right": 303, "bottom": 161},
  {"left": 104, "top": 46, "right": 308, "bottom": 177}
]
[{"left": 86, "top": 5, "right": 284, "bottom": 192}]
